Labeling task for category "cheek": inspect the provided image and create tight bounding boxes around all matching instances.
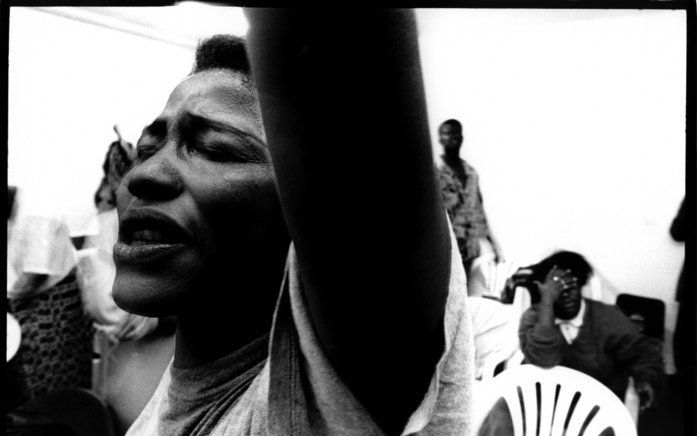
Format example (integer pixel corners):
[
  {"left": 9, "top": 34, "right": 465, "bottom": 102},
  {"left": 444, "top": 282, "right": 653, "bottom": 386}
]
[{"left": 192, "top": 165, "right": 282, "bottom": 249}]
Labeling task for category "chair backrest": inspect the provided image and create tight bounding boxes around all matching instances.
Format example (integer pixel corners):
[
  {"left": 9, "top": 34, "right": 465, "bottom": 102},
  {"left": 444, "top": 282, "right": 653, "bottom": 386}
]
[
  {"left": 474, "top": 365, "right": 637, "bottom": 436},
  {"left": 7, "top": 313, "right": 21, "bottom": 362},
  {"left": 480, "top": 349, "right": 526, "bottom": 382},
  {"left": 479, "top": 350, "right": 515, "bottom": 381},
  {"left": 468, "top": 254, "right": 520, "bottom": 298},
  {"left": 615, "top": 293, "right": 665, "bottom": 341}
]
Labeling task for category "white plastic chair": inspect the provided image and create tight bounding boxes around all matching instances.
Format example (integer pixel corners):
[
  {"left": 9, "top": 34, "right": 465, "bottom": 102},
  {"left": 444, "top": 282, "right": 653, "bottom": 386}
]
[
  {"left": 7, "top": 313, "right": 21, "bottom": 362},
  {"left": 474, "top": 365, "right": 637, "bottom": 436},
  {"left": 624, "top": 377, "right": 640, "bottom": 425},
  {"left": 480, "top": 349, "right": 639, "bottom": 425},
  {"left": 468, "top": 254, "right": 519, "bottom": 298},
  {"left": 479, "top": 349, "right": 525, "bottom": 381}
]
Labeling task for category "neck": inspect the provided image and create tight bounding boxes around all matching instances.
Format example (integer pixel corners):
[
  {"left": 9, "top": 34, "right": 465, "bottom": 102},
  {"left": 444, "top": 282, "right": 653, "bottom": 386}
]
[
  {"left": 173, "top": 316, "right": 266, "bottom": 369},
  {"left": 172, "top": 274, "right": 280, "bottom": 369},
  {"left": 442, "top": 149, "right": 461, "bottom": 162}
]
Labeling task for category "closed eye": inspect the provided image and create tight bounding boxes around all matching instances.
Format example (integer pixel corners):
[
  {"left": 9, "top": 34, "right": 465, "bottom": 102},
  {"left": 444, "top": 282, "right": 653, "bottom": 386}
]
[
  {"left": 135, "top": 140, "right": 161, "bottom": 161},
  {"left": 180, "top": 114, "right": 269, "bottom": 164},
  {"left": 185, "top": 133, "right": 269, "bottom": 164},
  {"left": 135, "top": 119, "right": 167, "bottom": 161}
]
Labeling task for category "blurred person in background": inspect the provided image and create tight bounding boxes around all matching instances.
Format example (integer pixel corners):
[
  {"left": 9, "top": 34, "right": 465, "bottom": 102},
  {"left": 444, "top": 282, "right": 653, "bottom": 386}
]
[
  {"left": 437, "top": 119, "right": 502, "bottom": 275},
  {"left": 6, "top": 185, "right": 93, "bottom": 405},
  {"left": 518, "top": 251, "right": 665, "bottom": 411},
  {"left": 669, "top": 198, "right": 692, "bottom": 380},
  {"left": 79, "top": 135, "right": 175, "bottom": 433}
]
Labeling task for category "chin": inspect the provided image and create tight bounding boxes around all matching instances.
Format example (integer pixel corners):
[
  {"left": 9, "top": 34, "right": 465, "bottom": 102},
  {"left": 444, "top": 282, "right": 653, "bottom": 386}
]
[
  {"left": 554, "top": 306, "right": 580, "bottom": 320},
  {"left": 112, "top": 267, "right": 185, "bottom": 317}
]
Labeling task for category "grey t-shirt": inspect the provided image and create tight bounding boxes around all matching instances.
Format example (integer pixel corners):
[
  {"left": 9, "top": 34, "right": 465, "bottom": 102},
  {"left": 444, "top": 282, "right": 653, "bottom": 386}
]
[{"left": 127, "top": 234, "right": 474, "bottom": 436}]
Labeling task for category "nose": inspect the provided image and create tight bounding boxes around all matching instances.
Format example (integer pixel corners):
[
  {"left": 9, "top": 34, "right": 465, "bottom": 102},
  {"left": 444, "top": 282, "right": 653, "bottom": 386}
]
[{"left": 125, "top": 145, "right": 183, "bottom": 202}]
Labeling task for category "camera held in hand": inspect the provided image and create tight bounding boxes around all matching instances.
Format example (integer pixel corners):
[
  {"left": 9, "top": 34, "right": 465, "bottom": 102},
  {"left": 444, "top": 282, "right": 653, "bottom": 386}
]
[{"left": 500, "top": 266, "right": 541, "bottom": 304}]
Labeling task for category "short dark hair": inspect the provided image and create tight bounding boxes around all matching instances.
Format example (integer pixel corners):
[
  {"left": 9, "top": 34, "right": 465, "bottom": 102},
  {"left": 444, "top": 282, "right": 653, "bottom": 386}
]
[
  {"left": 532, "top": 250, "right": 593, "bottom": 287},
  {"left": 440, "top": 119, "right": 462, "bottom": 134},
  {"left": 191, "top": 34, "right": 251, "bottom": 76}
]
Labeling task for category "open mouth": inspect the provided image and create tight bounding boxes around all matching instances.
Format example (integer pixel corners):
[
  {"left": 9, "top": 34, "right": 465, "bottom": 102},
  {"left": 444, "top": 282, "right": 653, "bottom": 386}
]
[
  {"left": 114, "top": 209, "right": 192, "bottom": 263},
  {"left": 119, "top": 210, "right": 191, "bottom": 245}
]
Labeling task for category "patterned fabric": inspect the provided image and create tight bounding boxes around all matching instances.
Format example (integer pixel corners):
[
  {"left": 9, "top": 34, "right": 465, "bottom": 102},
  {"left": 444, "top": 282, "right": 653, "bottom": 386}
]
[
  {"left": 437, "top": 158, "right": 491, "bottom": 265},
  {"left": 7, "top": 270, "right": 94, "bottom": 402}
]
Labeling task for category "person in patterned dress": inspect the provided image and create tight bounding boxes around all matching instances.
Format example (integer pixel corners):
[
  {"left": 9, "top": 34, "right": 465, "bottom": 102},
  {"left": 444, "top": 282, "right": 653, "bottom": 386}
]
[
  {"left": 6, "top": 187, "right": 93, "bottom": 406},
  {"left": 437, "top": 119, "right": 501, "bottom": 274}
]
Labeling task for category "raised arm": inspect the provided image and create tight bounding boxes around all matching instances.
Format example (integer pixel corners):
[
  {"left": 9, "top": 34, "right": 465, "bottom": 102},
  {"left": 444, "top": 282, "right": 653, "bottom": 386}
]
[
  {"left": 245, "top": 9, "right": 451, "bottom": 434},
  {"left": 518, "top": 267, "right": 571, "bottom": 367},
  {"left": 519, "top": 305, "right": 563, "bottom": 368}
]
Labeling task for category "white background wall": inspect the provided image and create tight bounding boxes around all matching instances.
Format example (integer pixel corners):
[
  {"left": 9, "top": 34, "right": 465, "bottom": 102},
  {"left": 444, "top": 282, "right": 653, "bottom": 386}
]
[
  {"left": 9, "top": 7, "right": 687, "bottom": 371},
  {"left": 8, "top": 4, "right": 246, "bottom": 234},
  {"left": 418, "top": 9, "right": 686, "bottom": 371}
]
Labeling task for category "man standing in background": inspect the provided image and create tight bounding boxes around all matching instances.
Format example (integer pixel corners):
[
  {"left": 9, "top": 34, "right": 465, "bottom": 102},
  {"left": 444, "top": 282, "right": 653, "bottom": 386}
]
[
  {"left": 437, "top": 119, "right": 501, "bottom": 274},
  {"left": 670, "top": 198, "right": 691, "bottom": 379}
]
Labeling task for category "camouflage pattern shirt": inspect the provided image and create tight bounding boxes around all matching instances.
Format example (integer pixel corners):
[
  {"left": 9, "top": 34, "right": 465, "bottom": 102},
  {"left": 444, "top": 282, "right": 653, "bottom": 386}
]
[{"left": 437, "top": 158, "right": 491, "bottom": 264}]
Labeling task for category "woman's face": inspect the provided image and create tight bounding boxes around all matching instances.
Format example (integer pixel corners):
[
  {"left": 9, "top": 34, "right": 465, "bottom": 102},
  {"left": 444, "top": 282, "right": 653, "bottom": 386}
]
[{"left": 113, "top": 70, "right": 286, "bottom": 316}]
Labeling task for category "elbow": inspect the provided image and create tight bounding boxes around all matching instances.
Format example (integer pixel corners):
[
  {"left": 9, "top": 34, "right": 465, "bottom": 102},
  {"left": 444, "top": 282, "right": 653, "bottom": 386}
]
[
  {"left": 524, "top": 351, "right": 560, "bottom": 368},
  {"left": 535, "top": 357, "right": 560, "bottom": 369},
  {"left": 520, "top": 342, "right": 561, "bottom": 368}
]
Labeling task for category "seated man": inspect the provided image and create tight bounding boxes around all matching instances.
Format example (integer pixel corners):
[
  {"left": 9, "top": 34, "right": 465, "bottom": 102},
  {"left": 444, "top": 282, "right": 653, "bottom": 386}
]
[{"left": 518, "top": 251, "right": 665, "bottom": 411}]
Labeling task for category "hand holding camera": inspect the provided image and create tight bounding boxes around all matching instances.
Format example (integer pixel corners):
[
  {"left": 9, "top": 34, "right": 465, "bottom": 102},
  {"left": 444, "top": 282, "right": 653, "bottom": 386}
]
[{"left": 500, "top": 267, "right": 534, "bottom": 303}]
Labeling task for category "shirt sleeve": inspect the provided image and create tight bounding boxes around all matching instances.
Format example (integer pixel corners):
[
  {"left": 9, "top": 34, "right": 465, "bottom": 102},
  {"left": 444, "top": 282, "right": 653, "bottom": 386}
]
[
  {"left": 518, "top": 305, "right": 563, "bottom": 368},
  {"left": 437, "top": 166, "right": 460, "bottom": 218},
  {"left": 17, "top": 215, "right": 77, "bottom": 277},
  {"left": 278, "top": 224, "right": 474, "bottom": 436}
]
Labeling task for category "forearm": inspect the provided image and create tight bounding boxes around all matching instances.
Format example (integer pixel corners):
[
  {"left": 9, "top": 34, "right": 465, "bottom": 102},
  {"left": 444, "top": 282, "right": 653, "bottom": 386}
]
[
  {"left": 519, "top": 305, "right": 562, "bottom": 367},
  {"left": 537, "top": 299, "right": 556, "bottom": 327},
  {"left": 625, "top": 340, "right": 666, "bottom": 391}
]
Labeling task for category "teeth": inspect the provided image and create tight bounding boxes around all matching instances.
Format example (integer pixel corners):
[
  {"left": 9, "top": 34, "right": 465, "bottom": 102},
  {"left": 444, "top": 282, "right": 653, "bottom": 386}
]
[{"left": 132, "top": 229, "right": 165, "bottom": 243}]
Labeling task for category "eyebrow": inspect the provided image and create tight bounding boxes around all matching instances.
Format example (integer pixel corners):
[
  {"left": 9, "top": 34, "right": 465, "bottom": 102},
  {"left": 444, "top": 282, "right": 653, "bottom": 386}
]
[
  {"left": 142, "top": 113, "right": 265, "bottom": 144},
  {"left": 140, "top": 118, "right": 168, "bottom": 139},
  {"left": 140, "top": 113, "right": 270, "bottom": 163},
  {"left": 182, "top": 112, "right": 265, "bottom": 145},
  {"left": 181, "top": 112, "right": 269, "bottom": 162}
]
